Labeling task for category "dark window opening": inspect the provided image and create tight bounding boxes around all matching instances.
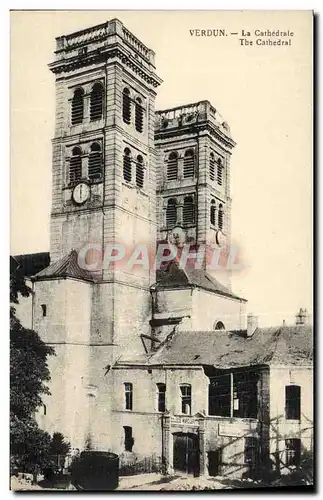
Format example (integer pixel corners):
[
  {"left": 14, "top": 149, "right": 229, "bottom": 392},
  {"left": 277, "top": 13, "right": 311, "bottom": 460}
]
[
  {"left": 167, "top": 152, "right": 178, "bottom": 181},
  {"left": 183, "top": 196, "right": 195, "bottom": 225},
  {"left": 210, "top": 152, "right": 215, "bottom": 181},
  {"left": 88, "top": 143, "right": 102, "bottom": 181},
  {"left": 157, "top": 383, "right": 166, "bottom": 412},
  {"left": 180, "top": 384, "right": 191, "bottom": 415},
  {"left": 210, "top": 199, "right": 216, "bottom": 225},
  {"left": 69, "top": 147, "right": 82, "bottom": 183},
  {"left": 135, "top": 98, "right": 144, "bottom": 133},
  {"left": 285, "top": 385, "right": 301, "bottom": 420},
  {"left": 285, "top": 438, "right": 301, "bottom": 467},
  {"left": 122, "top": 88, "right": 131, "bottom": 125},
  {"left": 209, "top": 370, "right": 258, "bottom": 418},
  {"left": 41, "top": 304, "right": 47, "bottom": 317},
  {"left": 217, "top": 158, "right": 223, "bottom": 186},
  {"left": 244, "top": 437, "right": 259, "bottom": 473},
  {"left": 214, "top": 321, "right": 225, "bottom": 330},
  {"left": 43, "top": 404, "right": 47, "bottom": 416},
  {"left": 124, "top": 382, "right": 133, "bottom": 411},
  {"left": 123, "top": 148, "right": 132, "bottom": 182},
  {"left": 71, "top": 89, "right": 84, "bottom": 125},
  {"left": 90, "top": 83, "right": 104, "bottom": 121},
  {"left": 124, "top": 426, "right": 134, "bottom": 452},
  {"left": 136, "top": 155, "right": 144, "bottom": 189},
  {"left": 183, "top": 149, "right": 195, "bottom": 178},
  {"left": 166, "top": 199, "right": 177, "bottom": 228},
  {"left": 218, "top": 204, "right": 224, "bottom": 231}
]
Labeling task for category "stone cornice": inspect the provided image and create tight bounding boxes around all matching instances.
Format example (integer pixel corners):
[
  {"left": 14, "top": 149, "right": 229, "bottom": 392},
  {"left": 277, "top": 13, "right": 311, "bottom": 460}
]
[
  {"left": 49, "top": 45, "right": 162, "bottom": 89},
  {"left": 155, "top": 122, "right": 236, "bottom": 150}
]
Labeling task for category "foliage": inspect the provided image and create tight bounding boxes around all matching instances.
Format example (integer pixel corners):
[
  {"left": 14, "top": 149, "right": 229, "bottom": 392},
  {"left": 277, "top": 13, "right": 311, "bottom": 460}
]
[{"left": 49, "top": 432, "right": 71, "bottom": 456}]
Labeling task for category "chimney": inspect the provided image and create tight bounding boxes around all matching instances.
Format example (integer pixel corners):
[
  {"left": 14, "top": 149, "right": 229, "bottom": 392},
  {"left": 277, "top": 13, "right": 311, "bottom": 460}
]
[
  {"left": 247, "top": 313, "right": 258, "bottom": 337},
  {"left": 295, "top": 308, "right": 309, "bottom": 326}
]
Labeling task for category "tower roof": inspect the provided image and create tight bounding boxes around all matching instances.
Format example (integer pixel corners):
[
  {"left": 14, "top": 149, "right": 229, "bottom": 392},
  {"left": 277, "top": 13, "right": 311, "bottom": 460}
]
[{"left": 33, "top": 250, "right": 95, "bottom": 282}]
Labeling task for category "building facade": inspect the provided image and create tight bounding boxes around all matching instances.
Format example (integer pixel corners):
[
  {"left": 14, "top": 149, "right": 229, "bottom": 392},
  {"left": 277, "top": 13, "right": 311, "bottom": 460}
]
[{"left": 12, "top": 19, "right": 313, "bottom": 480}]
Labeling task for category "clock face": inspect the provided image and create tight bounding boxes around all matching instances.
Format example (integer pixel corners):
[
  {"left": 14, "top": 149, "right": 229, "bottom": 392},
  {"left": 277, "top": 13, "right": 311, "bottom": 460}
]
[
  {"left": 168, "top": 226, "right": 186, "bottom": 247},
  {"left": 73, "top": 182, "right": 90, "bottom": 205}
]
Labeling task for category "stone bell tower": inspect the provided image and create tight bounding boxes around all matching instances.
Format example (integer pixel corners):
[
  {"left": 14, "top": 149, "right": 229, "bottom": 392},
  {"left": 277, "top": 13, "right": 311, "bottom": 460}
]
[{"left": 33, "top": 19, "right": 162, "bottom": 448}]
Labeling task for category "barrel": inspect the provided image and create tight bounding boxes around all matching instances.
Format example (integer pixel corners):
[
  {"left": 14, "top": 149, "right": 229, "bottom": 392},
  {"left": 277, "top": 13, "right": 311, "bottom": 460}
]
[{"left": 71, "top": 451, "right": 119, "bottom": 491}]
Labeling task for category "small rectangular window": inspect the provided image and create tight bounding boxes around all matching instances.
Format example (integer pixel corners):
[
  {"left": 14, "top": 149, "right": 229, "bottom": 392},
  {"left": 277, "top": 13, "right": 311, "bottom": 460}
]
[
  {"left": 123, "top": 426, "right": 134, "bottom": 452},
  {"left": 285, "top": 438, "right": 301, "bottom": 467},
  {"left": 41, "top": 304, "right": 47, "bottom": 317},
  {"left": 180, "top": 384, "right": 191, "bottom": 415},
  {"left": 285, "top": 385, "right": 301, "bottom": 420},
  {"left": 157, "top": 383, "right": 166, "bottom": 412},
  {"left": 124, "top": 383, "right": 133, "bottom": 411}
]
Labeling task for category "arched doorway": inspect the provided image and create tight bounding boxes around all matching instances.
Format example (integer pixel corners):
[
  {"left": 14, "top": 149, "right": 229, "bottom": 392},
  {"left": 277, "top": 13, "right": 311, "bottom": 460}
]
[{"left": 173, "top": 432, "right": 199, "bottom": 476}]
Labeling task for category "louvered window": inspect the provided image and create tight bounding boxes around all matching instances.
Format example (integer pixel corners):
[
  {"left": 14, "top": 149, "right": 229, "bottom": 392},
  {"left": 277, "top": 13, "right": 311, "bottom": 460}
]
[
  {"left": 210, "top": 152, "right": 215, "bottom": 181},
  {"left": 167, "top": 152, "right": 178, "bottom": 181},
  {"left": 123, "top": 148, "right": 132, "bottom": 182},
  {"left": 210, "top": 199, "right": 216, "bottom": 225},
  {"left": 166, "top": 199, "right": 177, "bottom": 228},
  {"left": 122, "top": 88, "right": 131, "bottom": 125},
  {"left": 218, "top": 204, "right": 224, "bottom": 230},
  {"left": 88, "top": 143, "right": 102, "bottom": 181},
  {"left": 136, "top": 155, "right": 144, "bottom": 189},
  {"left": 69, "top": 147, "right": 82, "bottom": 183},
  {"left": 183, "top": 196, "right": 195, "bottom": 225},
  {"left": 183, "top": 149, "right": 195, "bottom": 178},
  {"left": 90, "top": 83, "right": 104, "bottom": 121},
  {"left": 217, "top": 158, "right": 223, "bottom": 186},
  {"left": 71, "top": 89, "right": 84, "bottom": 125},
  {"left": 135, "top": 98, "right": 144, "bottom": 133}
]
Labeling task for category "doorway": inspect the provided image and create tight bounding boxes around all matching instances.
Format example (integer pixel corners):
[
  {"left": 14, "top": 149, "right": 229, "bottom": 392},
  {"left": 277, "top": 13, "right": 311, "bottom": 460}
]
[{"left": 173, "top": 432, "right": 199, "bottom": 476}]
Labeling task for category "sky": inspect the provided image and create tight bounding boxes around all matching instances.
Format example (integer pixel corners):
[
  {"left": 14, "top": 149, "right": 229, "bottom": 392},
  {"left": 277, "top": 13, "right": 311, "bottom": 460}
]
[{"left": 10, "top": 10, "right": 313, "bottom": 327}]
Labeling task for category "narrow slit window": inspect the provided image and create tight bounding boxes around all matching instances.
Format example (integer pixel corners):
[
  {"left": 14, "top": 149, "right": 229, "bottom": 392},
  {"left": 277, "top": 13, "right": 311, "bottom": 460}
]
[
  {"left": 136, "top": 155, "right": 144, "bottom": 189},
  {"left": 88, "top": 143, "right": 102, "bottom": 181},
  {"left": 135, "top": 97, "right": 144, "bottom": 133},
  {"left": 123, "top": 426, "right": 134, "bottom": 452},
  {"left": 69, "top": 147, "right": 82, "bottom": 183},
  {"left": 41, "top": 304, "right": 47, "bottom": 317},
  {"left": 122, "top": 88, "right": 131, "bottom": 125},
  {"left": 90, "top": 83, "right": 104, "bottom": 121},
  {"left": 167, "top": 152, "right": 178, "bottom": 181},
  {"left": 166, "top": 199, "right": 177, "bottom": 228},
  {"left": 123, "top": 148, "right": 132, "bottom": 182},
  {"left": 71, "top": 88, "right": 84, "bottom": 125},
  {"left": 183, "top": 196, "right": 195, "bottom": 225},
  {"left": 183, "top": 149, "right": 195, "bottom": 178}
]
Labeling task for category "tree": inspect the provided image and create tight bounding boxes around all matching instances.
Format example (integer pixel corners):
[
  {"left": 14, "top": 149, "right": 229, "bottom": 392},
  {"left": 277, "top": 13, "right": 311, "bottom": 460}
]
[
  {"left": 49, "top": 432, "right": 71, "bottom": 456},
  {"left": 10, "top": 257, "right": 55, "bottom": 475}
]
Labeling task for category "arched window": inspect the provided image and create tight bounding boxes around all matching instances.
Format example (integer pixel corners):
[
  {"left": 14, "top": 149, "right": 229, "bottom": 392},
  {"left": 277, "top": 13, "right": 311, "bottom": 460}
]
[
  {"left": 88, "top": 143, "right": 102, "bottom": 181},
  {"left": 71, "top": 88, "right": 84, "bottom": 125},
  {"left": 215, "top": 321, "right": 225, "bottom": 330},
  {"left": 285, "top": 385, "right": 301, "bottom": 420},
  {"left": 210, "top": 152, "right": 215, "bottom": 181},
  {"left": 167, "top": 152, "right": 178, "bottom": 181},
  {"left": 122, "top": 88, "right": 131, "bottom": 125},
  {"left": 156, "top": 383, "right": 166, "bottom": 413},
  {"left": 123, "top": 148, "right": 132, "bottom": 182},
  {"left": 166, "top": 199, "right": 177, "bottom": 228},
  {"left": 218, "top": 204, "right": 224, "bottom": 231},
  {"left": 183, "top": 149, "right": 195, "bottom": 178},
  {"left": 69, "top": 147, "right": 82, "bottom": 183},
  {"left": 90, "top": 83, "right": 104, "bottom": 121},
  {"left": 210, "top": 199, "right": 216, "bottom": 225},
  {"left": 136, "top": 155, "right": 144, "bottom": 189},
  {"left": 217, "top": 158, "right": 223, "bottom": 186},
  {"left": 183, "top": 196, "right": 195, "bottom": 225},
  {"left": 135, "top": 97, "right": 144, "bottom": 133}
]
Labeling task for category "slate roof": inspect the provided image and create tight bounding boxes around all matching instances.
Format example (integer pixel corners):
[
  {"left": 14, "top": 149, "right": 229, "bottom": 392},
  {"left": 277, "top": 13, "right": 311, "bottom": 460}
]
[
  {"left": 154, "top": 262, "right": 246, "bottom": 302},
  {"left": 147, "top": 325, "right": 313, "bottom": 368},
  {"left": 34, "top": 250, "right": 94, "bottom": 282},
  {"left": 12, "top": 252, "right": 50, "bottom": 277}
]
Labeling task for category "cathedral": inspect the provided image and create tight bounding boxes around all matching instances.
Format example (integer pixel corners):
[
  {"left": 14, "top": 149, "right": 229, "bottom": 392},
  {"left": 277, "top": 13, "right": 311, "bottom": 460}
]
[{"left": 13, "top": 18, "right": 313, "bottom": 478}]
